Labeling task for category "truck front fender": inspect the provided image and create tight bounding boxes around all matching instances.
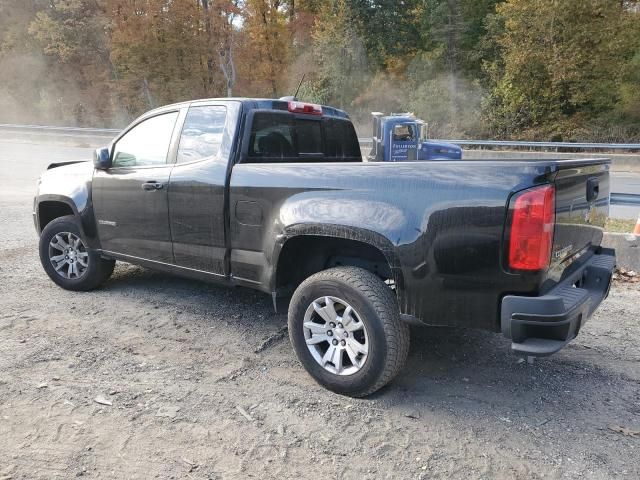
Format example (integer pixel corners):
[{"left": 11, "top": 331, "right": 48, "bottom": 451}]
[{"left": 35, "top": 161, "right": 99, "bottom": 247}]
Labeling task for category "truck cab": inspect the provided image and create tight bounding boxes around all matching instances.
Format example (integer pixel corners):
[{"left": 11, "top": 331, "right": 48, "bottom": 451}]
[{"left": 368, "top": 112, "right": 462, "bottom": 162}]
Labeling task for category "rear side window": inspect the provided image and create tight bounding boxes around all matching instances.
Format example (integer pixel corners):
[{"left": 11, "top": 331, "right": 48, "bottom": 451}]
[
  {"left": 324, "top": 118, "right": 361, "bottom": 159},
  {"left": 177, "top": 105, "right": 227, "bottom": 163},
  {"left": 245, "top": 111, "right": 361, "bottom": 163}
]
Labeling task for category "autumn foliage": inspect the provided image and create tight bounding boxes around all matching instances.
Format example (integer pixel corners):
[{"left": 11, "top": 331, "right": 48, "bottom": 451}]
[{"left": 1, "top": 0, "right": 639, "bottom": 140}]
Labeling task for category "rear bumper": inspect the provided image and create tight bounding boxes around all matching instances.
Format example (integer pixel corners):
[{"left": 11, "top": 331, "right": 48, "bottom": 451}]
[{"left": 501, "top": 248, "right": 615, "bottom": 356}]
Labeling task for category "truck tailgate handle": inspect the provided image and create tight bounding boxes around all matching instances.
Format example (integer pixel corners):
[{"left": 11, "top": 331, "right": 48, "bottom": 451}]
[
  {"left": 142, "top": 181, "right": 164, "bottom": 191},
  {"left": 586, "top": 177, "right": 599, "bottom": 202}
]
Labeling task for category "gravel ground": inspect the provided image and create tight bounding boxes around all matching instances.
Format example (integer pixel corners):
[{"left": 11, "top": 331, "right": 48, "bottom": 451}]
[{"left": 1, "top": 138, "right": 639, "bottom": 479}]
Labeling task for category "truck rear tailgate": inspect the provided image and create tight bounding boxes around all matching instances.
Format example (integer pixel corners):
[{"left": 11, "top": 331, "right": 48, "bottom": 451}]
[
  {"left": 551, "top": 159, "right": 610, "bottom": 267},
  {"left": 502, "top": 158, "right": 614, "bottom": 355}
]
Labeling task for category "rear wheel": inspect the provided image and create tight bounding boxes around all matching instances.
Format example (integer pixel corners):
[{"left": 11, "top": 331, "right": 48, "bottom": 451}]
[
  {"left": 288, "top": 267, "right": 409, "bottom": 397},
  {"left": 39, "top": 215, "right": 115, "bottom": 291}
]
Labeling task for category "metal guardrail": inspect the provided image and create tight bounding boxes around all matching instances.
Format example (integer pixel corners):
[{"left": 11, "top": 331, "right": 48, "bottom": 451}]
[
  {"left": 0, "top": 123, "right": 120, "bottom": 136},
  {"left": 431, "top": 139, "right": 640, "bottom": 150},
  {"left": 2, "top": 125, "right": 640, "bottom": 151},
  {"left": 1, "top": 123, "right": 637, "bottom": 207},
  {"left": 611, "top": 193, "right": 640, "bottom": 206},
  {"left": 359, "top": 137, "right": 640, "bottom": 151}
]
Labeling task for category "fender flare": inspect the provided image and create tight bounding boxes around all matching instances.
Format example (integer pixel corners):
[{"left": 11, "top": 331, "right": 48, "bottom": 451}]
[
  {"left": 268, "top": 222, "right": 404, "bottom": 295},
  {"left": 35, "top": 194, "right": 100, "bottom": 249}
]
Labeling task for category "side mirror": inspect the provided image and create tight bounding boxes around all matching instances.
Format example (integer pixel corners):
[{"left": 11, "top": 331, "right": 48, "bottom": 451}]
[{"left": 93, "top": 147, "right": 112, "bottom": 170}]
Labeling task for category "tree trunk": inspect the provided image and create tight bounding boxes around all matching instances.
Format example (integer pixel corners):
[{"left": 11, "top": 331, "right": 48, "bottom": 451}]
[
  {"left": 446, "top": 0, "right": 460, "bottom": 118},
  {"left": 219, "top": 38, "right": 236, "bottom": 96},
  {"left": 143, "top": 78, "right": 155, "bottom": 109},
  {"left": 200, "top": 0, "right": 216, "bottom": 93},
  {"left": 218, "top": 1, "right": 238, "bottom": 97}
]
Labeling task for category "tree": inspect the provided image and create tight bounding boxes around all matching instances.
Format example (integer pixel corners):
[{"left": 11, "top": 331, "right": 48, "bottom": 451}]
[
  {"left": 484, "top": 0, "right": 640, "bottom": 138},
  {"left": 349, "top": 0, "right": 421, "bottom": 71},
  {"left": 199, "top": 0, "right": 240, "bottom": 97},
  {"left": 0, "top": 1, "right": 50, "bottom": 123},
  {"left": 240, "top": 0, "right": 291, "bottom": 96},
  {"left": 27, "top": 0, "right": 113, "bottom": 125},
  {"left": 107, "top": 0, "right": 223, "bottom": 117},
  {"left": 1, "top": 0, "right": 638, "bottom": 141},
  {"left": 618, "top": 49, "right": 640, "bottom": 123},
  {"left": 215, "top": 0, "right": 241, "bottom": 96},
  {"left": 306, "top": 0, "right": 369, "bottom": 109}
]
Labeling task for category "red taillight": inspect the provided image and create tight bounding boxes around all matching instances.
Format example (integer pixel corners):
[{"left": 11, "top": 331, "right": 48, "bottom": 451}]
[
  {"left": 508, "top": 185, "right": 555, "bottom": 271},
  {"left": 288, "top": 101, "right": 322, "bottom": 115}
]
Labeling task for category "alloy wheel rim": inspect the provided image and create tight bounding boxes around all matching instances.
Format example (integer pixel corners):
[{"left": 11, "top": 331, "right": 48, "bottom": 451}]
[
  {"left": 303, "top": 296, "right": 369, "bottom": 376},
  {"left": 48, "top": 232, "right": 89, "bottom": 279}
]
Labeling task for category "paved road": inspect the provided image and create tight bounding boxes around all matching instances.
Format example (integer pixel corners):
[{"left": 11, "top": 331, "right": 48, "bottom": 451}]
[
  {"left": 0, "top": 139, "right": 95, "bottom": 249},
  {"left": 0, "top": 139, "right": 93, "bottom": 200},
  {"left": 612, "top": 172, "right": 640, "bottom": 195},
  {"left": 1, "top": 137, "right": 638, "bottom": 218},
  {"left": 611, "top": 173, "right": 640, "bottom": 220}
]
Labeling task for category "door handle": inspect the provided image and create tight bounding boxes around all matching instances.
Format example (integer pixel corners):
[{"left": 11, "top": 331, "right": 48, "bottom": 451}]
[{"left": 141, "top": 182, "right": 164, "bottom": 191}]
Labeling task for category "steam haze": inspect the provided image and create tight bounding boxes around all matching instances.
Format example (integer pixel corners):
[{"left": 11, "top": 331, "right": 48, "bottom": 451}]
[{"left": 0, "top": 1, "right": 638, "bottom": 141}]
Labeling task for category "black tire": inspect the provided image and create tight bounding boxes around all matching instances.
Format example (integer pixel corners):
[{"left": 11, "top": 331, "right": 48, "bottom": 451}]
[
  {"left": 39, "top": 215, "right": 115, "bottom": 291},
  {"left": 288, "top": 266, "right": 410, "bottom": 397}
]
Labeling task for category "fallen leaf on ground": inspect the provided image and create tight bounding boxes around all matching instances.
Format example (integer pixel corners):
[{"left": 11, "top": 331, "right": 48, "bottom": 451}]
[
  {"left": 156, "top": 405, "right": 180, "bottom": 419},
  {"left": 608, "top": 425, "right": 640, "bottom": 438},
  {"left": 236, "top": 405, "right": 254, "bottom": 421},
  {"left": 94, "top": 395, "right": 113, "bottom": 406}
]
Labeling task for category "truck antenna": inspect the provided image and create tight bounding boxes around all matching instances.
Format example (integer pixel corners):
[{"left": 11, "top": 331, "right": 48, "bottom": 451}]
[{"left": 293, "top": 74, "right": 306, "bottom": 100}]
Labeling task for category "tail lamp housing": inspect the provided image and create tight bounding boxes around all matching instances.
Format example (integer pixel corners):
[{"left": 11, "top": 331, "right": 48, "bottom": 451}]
[{"left": 507, "top": 184, "right": 555, "bottom": 271}]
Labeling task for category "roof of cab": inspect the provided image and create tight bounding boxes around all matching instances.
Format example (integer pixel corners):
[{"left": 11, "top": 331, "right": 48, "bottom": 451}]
[{"left": 147, "top": 98, "right": 350, "bottom": 120}]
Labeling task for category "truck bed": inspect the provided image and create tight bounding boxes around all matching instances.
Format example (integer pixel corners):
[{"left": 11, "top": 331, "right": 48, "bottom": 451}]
[{"left": 229, "top": 157, "right": 611, "bottom": 331}]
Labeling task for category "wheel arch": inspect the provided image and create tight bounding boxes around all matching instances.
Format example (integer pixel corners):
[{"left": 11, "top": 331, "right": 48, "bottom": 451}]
[
  {"left": 271, "top": 224, "right": 404, "bottom": 300},
  {"left": 36, "top": 195, "right": 99, "bottom": 248}
]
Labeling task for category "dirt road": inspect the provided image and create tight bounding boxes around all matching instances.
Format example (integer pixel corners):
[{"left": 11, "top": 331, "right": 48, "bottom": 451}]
[{"left": 1, "top": 138, "right": 639, "bottom": 479}]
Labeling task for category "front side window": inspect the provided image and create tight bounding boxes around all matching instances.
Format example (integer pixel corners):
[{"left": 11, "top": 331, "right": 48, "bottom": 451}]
[
  {"left": 177, "top": 106, "right": 227, "bottom": 163},
  {"left": 112, "top": 112, "right": 178, "bottom": 167}
]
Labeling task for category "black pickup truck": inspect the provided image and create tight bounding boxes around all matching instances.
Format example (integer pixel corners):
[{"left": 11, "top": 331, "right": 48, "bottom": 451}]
[{"left": 34, "top": 98, "right": 615, "bottom": 396}]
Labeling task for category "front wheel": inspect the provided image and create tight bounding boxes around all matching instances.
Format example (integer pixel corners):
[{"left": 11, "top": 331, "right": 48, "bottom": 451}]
[
  {"left": 39, "top": 215, "right": 115, "bottom": 291},
  {"left": 288, "top": 267, "right": 409, "bottom": 397}
]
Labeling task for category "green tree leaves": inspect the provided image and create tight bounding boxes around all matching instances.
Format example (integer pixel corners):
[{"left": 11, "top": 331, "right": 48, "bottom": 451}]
[
  {"left": 0, "top": 0, "right": 638, "bottom": 139},
  {"left": 485, "top": 0, "right": 640, "bottom": 138}
]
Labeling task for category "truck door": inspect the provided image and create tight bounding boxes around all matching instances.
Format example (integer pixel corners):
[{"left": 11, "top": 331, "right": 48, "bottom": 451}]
[
  {"left": 389, "top": 122, "right": 418, "bottom": 161},
  {"left": 167, "top": 101, "right": 239, "bottom": 276},
  {"left": 93, "top": 110, "right": 180, "bottom": 263}
]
